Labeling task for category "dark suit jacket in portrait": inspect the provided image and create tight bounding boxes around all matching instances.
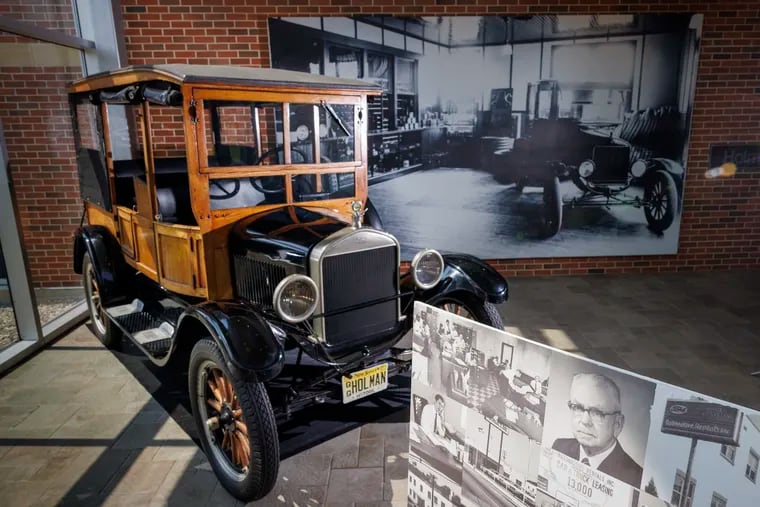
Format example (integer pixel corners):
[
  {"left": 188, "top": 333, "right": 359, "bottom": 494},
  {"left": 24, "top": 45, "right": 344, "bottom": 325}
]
[{"left": 551, "top": 438, "right": 643, "bottom": 488}]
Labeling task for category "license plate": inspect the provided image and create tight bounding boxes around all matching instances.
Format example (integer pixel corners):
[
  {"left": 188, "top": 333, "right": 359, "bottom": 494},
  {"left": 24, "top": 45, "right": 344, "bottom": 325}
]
[{"left": 342, "top": 363, "right": 388, "bottom": 404}]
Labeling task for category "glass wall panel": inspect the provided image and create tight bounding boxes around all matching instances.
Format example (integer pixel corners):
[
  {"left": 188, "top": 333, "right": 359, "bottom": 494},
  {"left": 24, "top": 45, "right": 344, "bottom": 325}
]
[
  {"left": 0, "top": 33, "right": 85, "bottom": 327},
  {"left": 0, "top": 239, "right": 20, "bottom": 351}
]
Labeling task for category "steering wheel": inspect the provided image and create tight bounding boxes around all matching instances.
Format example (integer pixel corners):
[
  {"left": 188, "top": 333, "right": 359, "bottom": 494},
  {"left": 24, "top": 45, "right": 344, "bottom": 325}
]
[
  {"left": 248, "top": 145, "right": 310, "bottom": 195},
  {"left": 293, "top": 157, "right": 336, "bottom": 201},
  {"left": 249, "top": 145, "right": 335, "bottom": 200}
]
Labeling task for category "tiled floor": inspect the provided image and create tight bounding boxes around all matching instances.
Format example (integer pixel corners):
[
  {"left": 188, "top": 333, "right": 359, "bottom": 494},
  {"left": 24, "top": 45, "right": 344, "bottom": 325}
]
[{"left": 1, "top": 269, "right": 759, "bottom": 506}]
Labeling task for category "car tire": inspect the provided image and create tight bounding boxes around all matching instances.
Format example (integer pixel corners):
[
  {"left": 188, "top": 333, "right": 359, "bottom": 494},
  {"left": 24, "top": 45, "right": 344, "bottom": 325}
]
[
  {"left": 541, "top": 176, "right": 563, "bottom": 238},
  {"left": 644, "top": 169, "right": 678, "bottom": 233},
  {"left": 82, "top": 252, "right": 121, "bottom": 348},
  {"left": 433, "top": 295, "right": 504, "bottom": 331},
  {"left": 188, "top": 338, "right": 279, "bottom": 502}
]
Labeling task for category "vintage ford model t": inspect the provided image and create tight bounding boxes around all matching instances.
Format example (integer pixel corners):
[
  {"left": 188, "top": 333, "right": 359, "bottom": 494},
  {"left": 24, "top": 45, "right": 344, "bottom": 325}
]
[
  {"left": 67, "top": 64, "right": 508, "bottom": 501},
  {"left": 489, "top": 79, "right": 684, "bottom": 237}
]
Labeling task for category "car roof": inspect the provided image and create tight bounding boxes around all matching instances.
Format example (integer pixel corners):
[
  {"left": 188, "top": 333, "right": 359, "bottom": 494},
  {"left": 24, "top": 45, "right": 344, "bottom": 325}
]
[{"left": 67, "top": 64, "right": 382, "bottom": 94}]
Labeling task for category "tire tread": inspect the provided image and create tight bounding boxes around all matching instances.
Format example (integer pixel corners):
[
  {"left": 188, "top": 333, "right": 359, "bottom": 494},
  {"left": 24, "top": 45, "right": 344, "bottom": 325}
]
[{"left": 189, "top": 338, "right": 279, "bottom": 502}]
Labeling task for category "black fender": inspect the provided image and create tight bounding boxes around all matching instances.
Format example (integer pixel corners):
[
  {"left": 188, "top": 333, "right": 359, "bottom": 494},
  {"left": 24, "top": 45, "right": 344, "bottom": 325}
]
[
  {"left": 175, "top": 301, "right": 285, "bottom": 383},
  {"left": 73, "top": 225, "right": 129, "bottom": 306},
  {"left": 364, "top": 197, "right": 384, "bottom": 230},
  {"left": 401, "top": 252, "right": 509, "bottom": 311}
]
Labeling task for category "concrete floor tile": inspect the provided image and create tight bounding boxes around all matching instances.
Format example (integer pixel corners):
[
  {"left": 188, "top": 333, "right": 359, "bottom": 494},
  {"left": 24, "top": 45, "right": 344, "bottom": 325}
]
[
  {"left": 13, "top": 403, "right": 84, "bottom": 431},
  {"left": 111, "top": 421, "right": 168, "bottom": 450},
  {"left": 331, "top": 447, "right": 359, "bottom": 469},
  {"left": 70, "top": 377, "right": 131, "bottom": 402},
  {"left": 360, "top": 422, "right": 408, "bottom": 441},
  {"left": 204, "top": 480, "right": 245, "bottom": 506},
  {"left": 0, "top": 481, "right": 45, "bottom": 506},
  {"left": 0, "top": 385, "right": 80, "bottom": 408},
  {"left": 358, "top": 437, "right": 385, "bottom": 468},
  {"left": 250, "top": 484, "right": 326, "bottom": 506},
  {"left": 356, "top": 502, "right": 407, "bottom": 507},
  {"left": 50, "top": 411, "right": 131, "bottom": 439},
  {"left": 382, "top": 453, "right": 409, "bottom": 502},
  {"left": 101, "top": 492, "right": 159, "bottom": 506},
  {"left": 158, "top": 468, "right": 218, "bottom": 506},
  {"left": 0, "top": 463, "right": 44, "bottom": 482},
  {"left": 0, "top": 426, "right": 64, "bottom": 439},
  {"left": 307, "top": 427, "right": 361, "bottom": 469},
  {"left": 107, "top": 459, "right": 175, "bottom": 497},
  {"left": 0, "top": 408, "right": 40, "bottom": 428},
  {"left": 326, "top": 467, "right": 384, "bottom": 504},
  {"left": 153, "top": 444, "right": 204, "bottom": 463},
  {"left": 278, "top": 453, "right": 332, "bottom": 486}
]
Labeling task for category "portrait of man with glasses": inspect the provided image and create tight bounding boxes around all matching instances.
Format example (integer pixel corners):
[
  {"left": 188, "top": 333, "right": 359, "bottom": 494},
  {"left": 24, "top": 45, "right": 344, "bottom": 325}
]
[{"left": 550, "top": 372, "right": 644, "bottom": 488}]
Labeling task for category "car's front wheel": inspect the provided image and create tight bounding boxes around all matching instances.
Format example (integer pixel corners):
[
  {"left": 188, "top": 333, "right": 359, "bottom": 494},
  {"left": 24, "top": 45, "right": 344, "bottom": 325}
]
[
  {"left": 541, "top": 175, "right": 563, "bottom": 238},
  {"left": 643, "top": 169, "right": 678, "bottom": 233},
  {"left": 188, "top": 339, "right": 279, "bottom": 502},
  {"left": 433, "top": 295, "right": 504, "bottom": 331}
]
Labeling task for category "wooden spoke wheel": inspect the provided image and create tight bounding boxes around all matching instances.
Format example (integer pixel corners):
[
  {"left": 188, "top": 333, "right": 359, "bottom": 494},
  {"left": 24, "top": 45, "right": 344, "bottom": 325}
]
[
  {"left": 440, "top": 302, "right": 474, "bottom": 320},
  {"left": 203, "top": 366, "right": 250, "bottom": 473},
  {"left": 433, "top": 296, "right": 504, "bottom": 331},
  {"left": 189, "top": 339, "right": 279, "bottom": 502}
]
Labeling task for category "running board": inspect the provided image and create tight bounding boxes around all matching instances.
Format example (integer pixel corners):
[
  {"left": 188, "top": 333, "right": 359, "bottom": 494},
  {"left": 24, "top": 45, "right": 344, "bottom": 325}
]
[{"left": 105, "top": 296, "right": 187, "bottom": 360}]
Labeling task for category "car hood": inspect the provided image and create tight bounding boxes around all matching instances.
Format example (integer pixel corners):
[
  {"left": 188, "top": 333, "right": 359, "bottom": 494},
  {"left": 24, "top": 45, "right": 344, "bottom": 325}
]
[{"left": 230, "top": 206, "right": 351, "bottom": 267}]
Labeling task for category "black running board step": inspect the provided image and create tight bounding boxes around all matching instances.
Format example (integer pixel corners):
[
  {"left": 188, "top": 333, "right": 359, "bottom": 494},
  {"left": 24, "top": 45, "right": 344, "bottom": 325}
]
[{"left": 106, "top": 299, "right": 175, "bottom": 359}]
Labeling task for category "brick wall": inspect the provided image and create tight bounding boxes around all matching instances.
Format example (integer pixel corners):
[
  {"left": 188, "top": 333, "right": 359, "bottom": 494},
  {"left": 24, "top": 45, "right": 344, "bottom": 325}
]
[
  {"left": 0, "top": 1, "right": 83, "bottom": 288},
  {"left": 0, "top": 59, "right": 83, "bottom": 287},
  {"left": 119, "top": 0, "right": 759, "bottom": 277},
  {"left": 2, "top": 1, "right": 758, "bottom": 289}
]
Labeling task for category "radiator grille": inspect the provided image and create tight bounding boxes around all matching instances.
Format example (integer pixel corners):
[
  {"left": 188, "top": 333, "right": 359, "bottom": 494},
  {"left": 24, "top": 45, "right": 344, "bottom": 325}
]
[
  {"left": 321, "top": 245, "right": 398, "bottom": 347},
  {"left": 590, "top": 145, "right": 630, "bottom": 184},
  {"left": 233, "top": 255, "right": 287, "bottom": 309}
]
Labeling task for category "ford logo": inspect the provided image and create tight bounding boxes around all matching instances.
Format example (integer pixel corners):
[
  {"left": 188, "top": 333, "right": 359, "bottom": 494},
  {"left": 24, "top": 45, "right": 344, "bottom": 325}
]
[{"left": 670, "top": 404, "right": 688, "bottom": 415}]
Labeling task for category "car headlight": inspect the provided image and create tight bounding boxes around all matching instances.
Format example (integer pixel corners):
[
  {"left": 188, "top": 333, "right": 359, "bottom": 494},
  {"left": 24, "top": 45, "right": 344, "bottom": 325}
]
[
  {"left": 630, "top": 159, "right": 647, "bottom": 178},
  {"left": 273, "top": 274, "right": 318, "bottom": 323},
  {"left": 411, "top": 249, "right": 444, "bottom": 290},
  {"left": 579, "top": 160, "right": 595, "bottom": 178}
]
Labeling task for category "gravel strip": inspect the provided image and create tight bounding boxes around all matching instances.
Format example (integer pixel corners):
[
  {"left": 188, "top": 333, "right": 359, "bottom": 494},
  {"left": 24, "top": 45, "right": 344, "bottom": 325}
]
[
  {"left": 0, "top": 305, "right": 19, "bottom": 350},
  {"left": 0, "top": 296, "right": 84, "bottom": 350}
]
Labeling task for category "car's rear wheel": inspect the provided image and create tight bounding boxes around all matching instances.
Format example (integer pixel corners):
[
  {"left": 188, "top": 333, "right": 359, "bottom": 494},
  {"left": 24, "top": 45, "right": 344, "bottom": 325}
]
[
  {"left": 82, "top": 253, "right": 120, "bottom": 348},
  {"left": 541, "top": 176, "right": 563, "bottom": 238},
  {"left": 189, "top": 339, "right": 279, "bottom": 502},
  {"left": 643, "top": 169, "right": 678, "bottom": 233}
]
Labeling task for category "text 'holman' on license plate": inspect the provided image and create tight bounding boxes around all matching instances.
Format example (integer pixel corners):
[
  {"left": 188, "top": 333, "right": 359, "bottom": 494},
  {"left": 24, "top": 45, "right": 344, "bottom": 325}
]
[{"left": 342, "top": 363, "right": 389, "bottom": 403}]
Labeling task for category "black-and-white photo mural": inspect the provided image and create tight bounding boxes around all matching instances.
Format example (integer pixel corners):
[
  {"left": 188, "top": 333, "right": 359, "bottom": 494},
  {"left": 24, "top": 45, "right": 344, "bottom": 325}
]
[
  {"left": 268, "top": 14, "right": 702, "bottom": 260},
  {"left": 409, "top": 302, "right": 760, "bottom": 507}
]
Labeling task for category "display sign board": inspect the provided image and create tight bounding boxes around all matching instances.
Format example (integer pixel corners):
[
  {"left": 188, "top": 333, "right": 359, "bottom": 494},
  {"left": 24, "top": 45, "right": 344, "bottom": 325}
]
[
  {"left": 408, "top": 302, "right": 760, "bottom": 507},
  {"left": 661, "top": 399, "right": 742, "bottom": 445},
  {"left": 709, "top": 143, "right": 760, "bottom": 171}
]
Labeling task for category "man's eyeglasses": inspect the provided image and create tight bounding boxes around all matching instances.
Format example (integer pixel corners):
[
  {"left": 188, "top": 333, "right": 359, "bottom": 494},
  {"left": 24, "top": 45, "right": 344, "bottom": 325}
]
[{"left": 567, "top": 402, "right": 620, "bottom": 422}]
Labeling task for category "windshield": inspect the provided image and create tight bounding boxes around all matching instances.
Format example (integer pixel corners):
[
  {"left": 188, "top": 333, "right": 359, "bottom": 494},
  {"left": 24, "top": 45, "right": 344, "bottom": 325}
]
[{"left": 198, "top": 96, "right": 360, "bottom": 211}]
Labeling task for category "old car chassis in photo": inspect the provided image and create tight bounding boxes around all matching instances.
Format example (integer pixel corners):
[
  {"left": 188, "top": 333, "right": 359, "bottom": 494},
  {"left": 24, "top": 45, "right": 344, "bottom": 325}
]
[
  {"left": 494, "top": 79, "right": 684, "bottom": 238},
  {"left": 67, "top": 64, "right": 508, "bottom": 501}
]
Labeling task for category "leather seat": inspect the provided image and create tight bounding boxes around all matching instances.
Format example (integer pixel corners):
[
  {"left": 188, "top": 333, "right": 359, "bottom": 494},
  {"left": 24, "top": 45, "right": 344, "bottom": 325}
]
[{"left": 156, "top": 185, "right": 193, "bottom": 224}]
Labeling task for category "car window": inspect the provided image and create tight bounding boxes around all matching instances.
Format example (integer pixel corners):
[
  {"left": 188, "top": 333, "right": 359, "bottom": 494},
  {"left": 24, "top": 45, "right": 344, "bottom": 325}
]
[
  {"left": 209, "top": 175, "right": 287, "bottom": 210},
  {"left": 202, "top": 100, "right": 356, "bottom": 168}
]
